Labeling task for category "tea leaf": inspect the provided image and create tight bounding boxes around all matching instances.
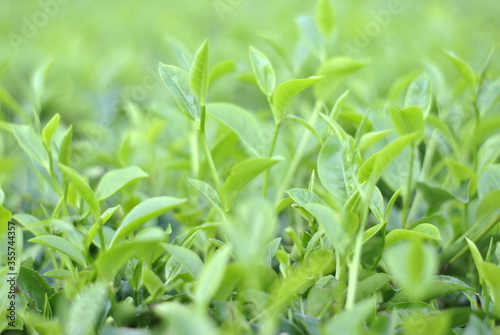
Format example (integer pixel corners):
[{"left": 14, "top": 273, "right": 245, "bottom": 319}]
[
  {"left": 17, "top": 266, "right": 54, "bottom": 311},
  {"left": 193, "top": 247, "right": 230, "bottom": 310},
  {"left": 222, "top": 157, "right": 281, "bottom": 209},
  {"left": 405, "top": 75, "right": 432, "bottom": 117},
  {"left": 318, "top": 135, "right": 348, "bottom": 206},
  {"left": 159, "top": 63, "right": 201, "bottom": 121},
  {"left": 111, "top": 196, "right": 186, "bottom": 247},
  {"left": 95, "top": 166, "right": 149, "bottom": 201},
  {"left": 445, "top": 51, "right": 476, "bottom": 92},
  {"left": 29, "top": 235, "right": 87, "bottom": 267},
  {"left": 189, "top": 39, "right": 210, "bottom": 104},
  {"left": 389, "top": 106, "right": 424, "bottom": 142},
  {"left": 12, "top": 124, "right": 50, "bottom": 169},
  {"left": 41, "top": 113, "right": 60, "bottom": 149},
  {"left": 163, "top": 244, "right": 204, "bottom": 277},
  {"left": 272, "top": 76, "right": 325, "bottom": 122},
  {"left": 249, "top": 46, "right": 276, "bottom": 97},
  {"left": 315, "top": 0, "right": 335, "bottom": 36}
]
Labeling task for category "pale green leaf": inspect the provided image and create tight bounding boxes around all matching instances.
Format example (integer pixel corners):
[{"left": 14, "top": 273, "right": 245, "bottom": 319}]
[
  {"left": 189, "top": 39, "right": 210, "bottom": 104},
  {"left": 389, "top": 106, "right": 424, "bottom": 142},
  {"left": 317, "top": 135, "right": 348, "bottom": 205},
  {"left": 194, "top": 247, "right": 230, "bottom": 310},
  {"left": 405, "top": 75, "right": 432, "bottom": 117},
  {"left": 272, "top": 76, "right": 325, "bottom": 122},
  {"left": 385, "top": 223, "right": 441, "bottom": 247},
  {"left": 159, "top": 63, "right": 200, "bottom": 121},
  {"left": 110, "top": 196, "right": 186, "bottom": 247},
  {"left": 206, "top": 102, "right": 262, "bottom": 156},
  {"left": 41, "top": 113, "right": 60, "bottom": 149},
  {"left": 163, "top": 244, "right": 204, "bottom": 277},
  {"left": 12, "top": 124, "right": 50, "bottom": 169},
  {"left": 222, "top": 157, "right": 281, "bottom": 209},
  {"left": 315, "top": 0, "right": 335, "bottom": 36},
  {"left": 29, "top": 235, "right": 87, "bottom": 267},
  {"left": 384, "top": 240, "right": 437, "bottom": 300},
  {"left": 95, "top": 166, "right": 149, "bottom": 201},
  {"left": 358, "top": 133, "right": 417, "bottom": 183},
  {"left": 249, "top": 46, "right": 276, "bottom": 96},
  {"left": 445, "top": 51, "right": 476, "bottom": 92}
]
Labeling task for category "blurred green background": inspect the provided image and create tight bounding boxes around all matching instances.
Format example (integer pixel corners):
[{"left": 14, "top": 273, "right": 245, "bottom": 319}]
[{"left": 1, "top": 0, "right": 499, "bottom": 116}]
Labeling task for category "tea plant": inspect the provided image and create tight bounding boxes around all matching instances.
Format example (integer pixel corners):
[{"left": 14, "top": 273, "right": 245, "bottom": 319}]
[{"left": 1, "top": 0, "right": 500, "bottom": 334}]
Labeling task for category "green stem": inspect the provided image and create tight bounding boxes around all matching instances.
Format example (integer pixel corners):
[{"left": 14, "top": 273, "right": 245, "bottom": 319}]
[
  {"left": 262, "top": 122, "right": 281, "bottom": 197},
  {"left": 273, "top": 101, "right": 322, "bottom": 205},
  {"left": 199, "top": 105, "right": 222, "bottom": 192},
  {"left": 345, "top": 183, "right": 374, "bottom": 310},
  {"left": 448, "top": 212, "right": 500, "bottom": 265},
  {"left": 407, "top": 131, "right": 438, "bottom": 223},
  {"left": 402, "top": 145, "right": 415, "bottom": 229}
]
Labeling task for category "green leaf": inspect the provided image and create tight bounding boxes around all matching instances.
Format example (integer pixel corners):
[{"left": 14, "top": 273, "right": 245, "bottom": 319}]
[
  {"left": 29, "top": 235, "right": 87, "bottom": 267},
  {"left": 206, "top": 102, "right": 262, "bottom": 156},
  {"left": 159, "top": 63, "right": 200, "bottom": 121},
  {"left": 405, "top": 75, "right": 432, "bottom": 117},
  {"left": 318, "top": 135, "right": 348, "bottom": 206},
  {"left": 323, "top": 297, "right": 376, "bottom": 335},
  {"left": 110, "top": 196, "right": 186, "bottom": 247},
  {"left": 306, "top": 275, "right": 338, "bottom": 316},
  {"left": 222, "top": 157, "right": 281, "bottom": 209},
  {"left": 154, "top": 303, "right": 219, "bottom": 335},
  {"left": 189, "top": 39, "right": 210, "bottom": 104},
  {"left": 478, "top": 164, "right": 500, "bottom": 198},
  {"left": 477, "top": 190, "right": 500, "bottom": 222},
  {"left": 0, "top": 204, "right": 11, "bottom": 240},
  {"left": 358, "top": 130, "right": 392, "bottom": 152},
  {"left": 417, "top": 182, "right": 467, "bottom": 207},
  {"left": 272, "top": 76, "right": 325, "bottom": 122},
  {"left": 315, "top": 0, "right": 335, "bottom": 36},
  {"left": 314, "top": 58, "right": 367, "bottom": 101},
  {"left": 391, "top": 276, "right": 472, "bottom": 303},
  {"left": 358, "top": 133, "right": 417, "bottom": 183},
  {"left": 303, "top": 203, "right": 347, "bottom": 255},
  {"left": 355, "top": 273, "right": 391, "bottom": 301},
  {"left": 445, "top": 51, "right": 476, "bottom": 92},
  {"left": 296, "top": 16, "right": 324, "bottom": 59},
  {"left": 479, "top": 262, "right": 500, "bottom": 317},
  {"left": 283, "top": 114, "right": 323, "bottom": 144},
  {"left": 370, "top": 186, "right": 385, "bottom": 223},
  {"left": 44, "top": 269, "right": 73, "bottom": 280},
  {"left": 66, "top": 282, "right": 107, "bottom": 335},
  {"left": 12, "top": 124, "right": 50, "bottom": 169},
  {"left": 17, "top": 266, "right": 53, "bottom": 311},
  {"left": 189, "top": 178, "right": 223, "bottom": 213},
  {"left": 59, "top": 164, "right": 101, "bottom": 223},
  {"left": 95, "top": 166, "right": 149, "bottom": 201},
  {"left": 41, "top": 113, "right": 60, "bottom": 150},
  {"left": 208, "top": 60, "right": 235, "bottom": 85},
  {"left": 478, "top": 133, "right": 500, "bottom": 173},
  {"left": 193, "top": 247, "right": 230, "bottom": 310},
  {"left": 95, "top": 242, "right": 135, "bottom": 281},
  {"left": 385, "top": 188, "right": 402, "bottom": 222},
  {"left": 363, "top": 222, "right": 385, "bottom": 243},
  {"left": 58, "top": 125, "right": 73, "bottom": 166},
  {"left": 389, "top": 106, "right": 424, "bottom": 142},
  {"left": 249, "top": 46, "right": 276, "bottom": 97},
  {"left": 142, "top": 267, "right": 165, "bottom": 299},
  {"left": 465, "top": 238, "right": 486, "bottom": 283},
  {"left": 384, "top": 240, "right": 437, "bottom": 300},
  {"left": 385, "top": 223, "right": 441, "bottom": 247},
  {"left": 163, "top": 244, "right": 204, "bottom": 277}
]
